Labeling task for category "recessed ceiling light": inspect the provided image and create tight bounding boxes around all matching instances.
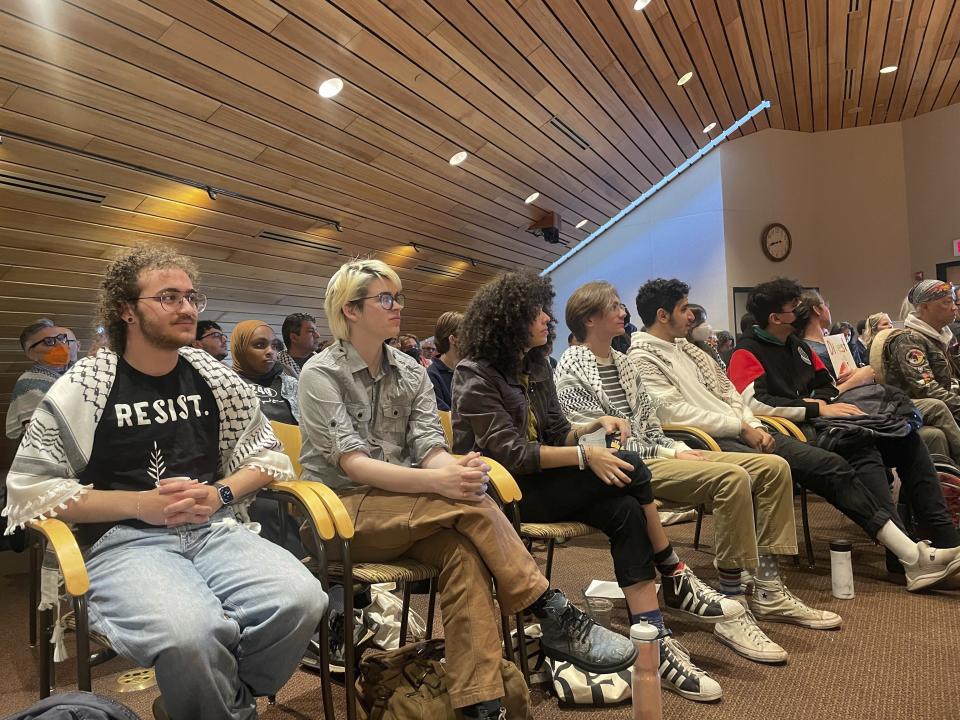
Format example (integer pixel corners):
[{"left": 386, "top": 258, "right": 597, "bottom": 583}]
[
  {"left": 318, "top": 78, "right": 344, "bottom": 98},
  {"left": 575, "top": 219, "right": 587, "bottom": 229},
  {"left": 702, "top": 122, "right": 717, "bottom": 133},
  {"left": 449, "top": 150, "right": 468, "bottom": 166},
  {"left": 879, "top": 65, "right": 897, "bottom": 74},
  {"left": 633, "top": 0, "right": 652, "bottom": 9},
  {"left": 524, "top": 191, "right": 540, "bottom": 204},
  {"left": 677, "top": 71, "right": 694, "bottom": 86}
]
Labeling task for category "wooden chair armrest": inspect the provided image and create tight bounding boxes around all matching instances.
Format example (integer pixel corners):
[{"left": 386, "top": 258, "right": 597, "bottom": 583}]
[
  {"left": 757, "top": 416, "right": 806, "bottom": 441},
  {"left": 661, "top": 424, "right": 722, "bottom": 452},
  {"left": 29, "top": 519, "right": 89, "bottom": 597},
  {"left": 482, "top": 457, "right": 523, "bottom": 504},
  {"left": 302, "top": 482, "right": 355, "bottom": 541},
  {"left": 263, "top": 481, "right": 336, "bottom": 542},
  {"left": 756, "top": 415, "right": 788, "bottom": 434}
]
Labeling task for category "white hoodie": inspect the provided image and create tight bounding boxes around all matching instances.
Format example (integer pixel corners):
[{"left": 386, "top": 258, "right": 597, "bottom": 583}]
[{"left": 628, "top": 332, "right": 762, "bottom": 439}]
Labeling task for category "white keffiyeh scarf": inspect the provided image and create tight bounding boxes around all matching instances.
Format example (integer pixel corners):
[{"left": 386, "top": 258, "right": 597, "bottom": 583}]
[
  {"left": 554, "top": 345, "right": 688, "bottom": 459},
  {"left": 3, "top": 346, "right": 294, "bottom": 532}
]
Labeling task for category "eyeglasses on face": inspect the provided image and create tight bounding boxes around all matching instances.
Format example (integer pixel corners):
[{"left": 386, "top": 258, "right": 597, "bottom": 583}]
[
  {"left": 27, "top": 333, "right": 75, "bottom": 350},
  {"left": 356, "top": 292, "right": 405, "bottom": 310},
  {"left": 134, "top": 291, "right": 208, "bottom": 313},
  {"left": 200, "top": 331, "right": 227, "bottom": 342},
  {"left": 608, "top": 301, "right": 627, "bottom": 313}
]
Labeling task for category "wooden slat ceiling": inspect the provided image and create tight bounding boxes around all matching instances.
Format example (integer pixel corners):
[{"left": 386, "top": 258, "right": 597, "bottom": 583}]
[{"left": 1, "top": 0, "right": 959, "bottom": 420}]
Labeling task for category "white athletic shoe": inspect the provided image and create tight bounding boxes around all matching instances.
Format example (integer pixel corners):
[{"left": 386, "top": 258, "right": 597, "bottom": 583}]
[
  {"left": 714, "top": 609, "right": 788, "bottom": 663},
  {"left": 750, "top": 578, "right": 842, "bottom": 630},
  {"left": 903, "top": 541, "right": 960, "bottom": 592}
]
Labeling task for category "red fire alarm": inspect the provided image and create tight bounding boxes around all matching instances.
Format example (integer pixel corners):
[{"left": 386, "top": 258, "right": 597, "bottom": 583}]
[{"left": 915, "top": 271, "right": 925, "bottom": 282}]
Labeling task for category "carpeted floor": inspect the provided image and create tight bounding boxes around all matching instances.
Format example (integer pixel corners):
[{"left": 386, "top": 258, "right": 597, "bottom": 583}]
[{"left": 1, "top": 496, "right": 957, "bottom": 720}]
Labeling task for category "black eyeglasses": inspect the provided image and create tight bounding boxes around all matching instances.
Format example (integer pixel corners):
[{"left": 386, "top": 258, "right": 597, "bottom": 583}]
[
  {"left": 356, "top": 292, "right": 405, "bottom": 310},
  {"left": 134, "top": 291, "right": 208, "bottom": 313},
  {"left": 27, "top": 333, "right": 75, "bottom": 350},
  {"left": 200, "top": 331, "right": 227, "bottom": 342}
]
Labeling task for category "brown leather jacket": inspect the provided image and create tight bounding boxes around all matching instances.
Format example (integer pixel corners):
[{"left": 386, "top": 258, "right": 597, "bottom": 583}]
[{"left": 451, "top": 355, "right": 569, "bottom": 476}]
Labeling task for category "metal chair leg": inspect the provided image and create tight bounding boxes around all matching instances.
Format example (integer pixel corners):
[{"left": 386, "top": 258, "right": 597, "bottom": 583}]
[
  {"left": 74, "top": 596, "right": 91, "bottom": 692},
  {"left": 38, "top": 605, "right": 52, "bottom": 699},
  {"left": 513, "top": 612, "right": 531, "bottom": 685},
  {"left": 342, "top": 541, "right": 357, "bottom": 720},
  {"left": 801, "top": 488, "right": 815, "bottom": 566},
  {"left": 399, "top": 583, "right": 412, "bottom": 646},
  {"left": 544, "top": 540, "right": 556, "bottom": 584},
  {"left": 693, "top": 505, "right": 704, "bottom": 550},
  {"left": 501, "top": 612, "right": 515, "bottom": 663},
  {"left": 425, "top": 577, "right": 438, "bottom": 640}
]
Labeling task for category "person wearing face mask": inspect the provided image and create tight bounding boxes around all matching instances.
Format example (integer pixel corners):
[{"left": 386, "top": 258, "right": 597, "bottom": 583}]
[
  {"left": 687, "top": 304, "right": 726, "bottom": 370},
  {"left": 399, "top": 333, "right": 431, "bottom": 368},
  {"left": 6, "top": 319, "right": 76, "bottom": 440},
  {"left": 231, "top": 320, "right": 299, "bottom": 426}
]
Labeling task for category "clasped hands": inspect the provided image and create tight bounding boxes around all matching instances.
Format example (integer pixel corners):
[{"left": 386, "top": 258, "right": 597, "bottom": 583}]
[{"left": 137, "top": 477, "right": 219, "bottom": 527}]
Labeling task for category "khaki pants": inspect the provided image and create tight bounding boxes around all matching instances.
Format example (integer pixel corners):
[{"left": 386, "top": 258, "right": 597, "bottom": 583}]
[
  {"left": 914, "top": 397, "right": 960, "bottom": 462},
  {"left": 332, "top": 488, "right": 548, "bottom": 709},
  {"left": 646, "top": 451, "right": 797, "bottom": 569}
]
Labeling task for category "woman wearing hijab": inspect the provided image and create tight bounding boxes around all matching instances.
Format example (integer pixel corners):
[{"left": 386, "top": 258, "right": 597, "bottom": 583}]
[
  {"left": 231, "top": 320, "right": 300, "bottom": 425},
  {"left": 231, "top": 320, "right": 305, "bottom": 555}
]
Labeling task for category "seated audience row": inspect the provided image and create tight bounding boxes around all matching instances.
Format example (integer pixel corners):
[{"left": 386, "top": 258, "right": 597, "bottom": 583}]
[{"left": 7, "top": 245, "right": 960, "bottom": 719}]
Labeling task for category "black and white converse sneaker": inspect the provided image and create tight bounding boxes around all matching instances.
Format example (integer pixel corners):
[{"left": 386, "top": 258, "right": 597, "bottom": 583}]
[
  {"left": 659, "top": 635, "right": 722, "bottom": 702},
  {"left": 662, "top": 566, "right": 745, "bottom": 624}
]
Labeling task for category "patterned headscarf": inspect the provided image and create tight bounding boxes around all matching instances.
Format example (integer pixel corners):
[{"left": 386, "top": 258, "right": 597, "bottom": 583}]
[
  {"left": 908, "top": 280, "right": 952, "bottom": 306},
  {"left": 231, "top": 319, "right": 273, "bottom": 377},
  {"left": 901, "top": 280, "right": 953, "bottom": 321}
]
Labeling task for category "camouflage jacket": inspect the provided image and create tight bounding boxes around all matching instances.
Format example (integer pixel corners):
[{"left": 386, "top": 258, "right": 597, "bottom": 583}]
[{"left": 881, "top": 328, "right": 960, "bottom": 420}]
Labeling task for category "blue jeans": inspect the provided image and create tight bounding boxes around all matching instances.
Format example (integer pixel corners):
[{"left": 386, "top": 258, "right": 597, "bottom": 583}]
[{"left": 83, "top": 510, "right": 327, "bottom": 720}]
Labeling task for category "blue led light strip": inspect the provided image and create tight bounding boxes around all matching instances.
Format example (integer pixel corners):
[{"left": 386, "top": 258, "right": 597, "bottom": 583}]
[{"left": 541, "top": 100, "right": 771, "bottom": 277}]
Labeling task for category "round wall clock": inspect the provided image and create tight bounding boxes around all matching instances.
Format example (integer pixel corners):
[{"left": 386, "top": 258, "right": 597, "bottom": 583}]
[{"left": 761, "top": 223, "right": 792, "bottom": 262}]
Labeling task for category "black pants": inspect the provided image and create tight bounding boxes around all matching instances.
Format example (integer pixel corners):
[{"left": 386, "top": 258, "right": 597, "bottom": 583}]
[
  {"left": 718, "top": 430, "right": 959, "bottom": 548},
  {"left": 516, "top": 450, "right": 656, "bottom": 585}
]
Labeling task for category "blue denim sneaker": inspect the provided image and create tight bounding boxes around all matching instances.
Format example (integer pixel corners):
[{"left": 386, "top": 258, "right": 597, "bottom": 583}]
[{"left": 536, "top": 590, "right": 637, "bottom": 673}]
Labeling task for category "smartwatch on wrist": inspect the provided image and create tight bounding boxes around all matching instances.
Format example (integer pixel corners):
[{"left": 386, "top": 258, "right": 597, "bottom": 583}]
[{"left": 213, "top": 482, "right": 235, "bottom": 507}]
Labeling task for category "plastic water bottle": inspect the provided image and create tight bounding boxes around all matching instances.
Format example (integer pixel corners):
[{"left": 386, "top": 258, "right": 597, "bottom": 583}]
[
  {"left": 829, "top": 539, "right": 855, "bottom": 599},
  {"left": 630, "top": 622, "right": 662, "bottom": 720}
]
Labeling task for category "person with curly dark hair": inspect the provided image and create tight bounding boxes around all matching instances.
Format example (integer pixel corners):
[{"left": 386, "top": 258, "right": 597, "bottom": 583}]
[{"left": 453, "top": 272, "right": 745, "bottom": 704}]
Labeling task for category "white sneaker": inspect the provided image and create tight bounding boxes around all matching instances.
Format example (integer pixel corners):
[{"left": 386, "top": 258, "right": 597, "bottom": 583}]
[
  {"left": 903, "top": 541, "right": 960, "bottom": 592},
  {"left": 750, "top": 578, "right": 842, "bottom": 630},
  {"left": 714, "top": 610, "right": 788, "bottom": 663}
]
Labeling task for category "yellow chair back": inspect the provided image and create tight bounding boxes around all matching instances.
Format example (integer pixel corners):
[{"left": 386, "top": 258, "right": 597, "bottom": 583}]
[
  {"left": 439, "top": 410, "right": 453, "bottom": 445},
  {"left": 270, "top": 420, "right": 303, "bottom": 478}
]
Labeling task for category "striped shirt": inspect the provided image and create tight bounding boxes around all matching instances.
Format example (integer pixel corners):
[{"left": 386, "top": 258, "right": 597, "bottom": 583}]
[{"left": 596, "top": 356, "right": 631, "bottom": 416}]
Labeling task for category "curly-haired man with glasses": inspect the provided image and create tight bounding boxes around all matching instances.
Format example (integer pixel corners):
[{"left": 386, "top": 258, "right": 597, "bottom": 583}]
[{"left": 4, "top": 243, "right": 326, "bottom": 720}]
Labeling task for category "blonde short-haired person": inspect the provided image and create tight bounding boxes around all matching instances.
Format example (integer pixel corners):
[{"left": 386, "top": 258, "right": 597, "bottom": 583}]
[
  {"left": 296, "top": 259, "right": 636, "bottom": 720},
  {"left": 558, "top": 281, "right": 841, "bottom": 665}
]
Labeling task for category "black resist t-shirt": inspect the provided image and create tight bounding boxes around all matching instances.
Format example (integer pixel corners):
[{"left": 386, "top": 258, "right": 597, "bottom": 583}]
[{"left": 77, "top": 356, "right": 220, "bottom": 546}]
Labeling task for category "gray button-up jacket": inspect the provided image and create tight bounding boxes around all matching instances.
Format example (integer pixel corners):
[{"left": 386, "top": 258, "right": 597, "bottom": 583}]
[{"left": 297, "top": 340, "right": 447, "bottom": 491}]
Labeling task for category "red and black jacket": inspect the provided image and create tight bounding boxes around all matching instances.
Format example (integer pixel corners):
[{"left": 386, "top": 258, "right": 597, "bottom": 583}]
[{"left": 728, "top": 329, "right": 839, "bottom": 422}]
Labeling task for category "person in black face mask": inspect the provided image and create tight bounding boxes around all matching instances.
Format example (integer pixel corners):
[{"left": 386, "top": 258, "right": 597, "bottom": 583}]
[{"left": 399, "top": 333, "right": 430, "bottom": 368}]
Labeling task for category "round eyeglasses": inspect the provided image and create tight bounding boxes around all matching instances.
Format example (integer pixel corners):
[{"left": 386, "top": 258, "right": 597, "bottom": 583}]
[
  {"left": 134, "top": 291, "right": 208, "bottom": 313},
  {"left": 356, "top": 292, "right": 405, "bottom": 310}
]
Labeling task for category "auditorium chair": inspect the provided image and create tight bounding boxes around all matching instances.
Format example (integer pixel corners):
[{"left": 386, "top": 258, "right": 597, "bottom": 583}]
[{"left": 27, "top": 477, "right": 339, "bottom": 719}]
